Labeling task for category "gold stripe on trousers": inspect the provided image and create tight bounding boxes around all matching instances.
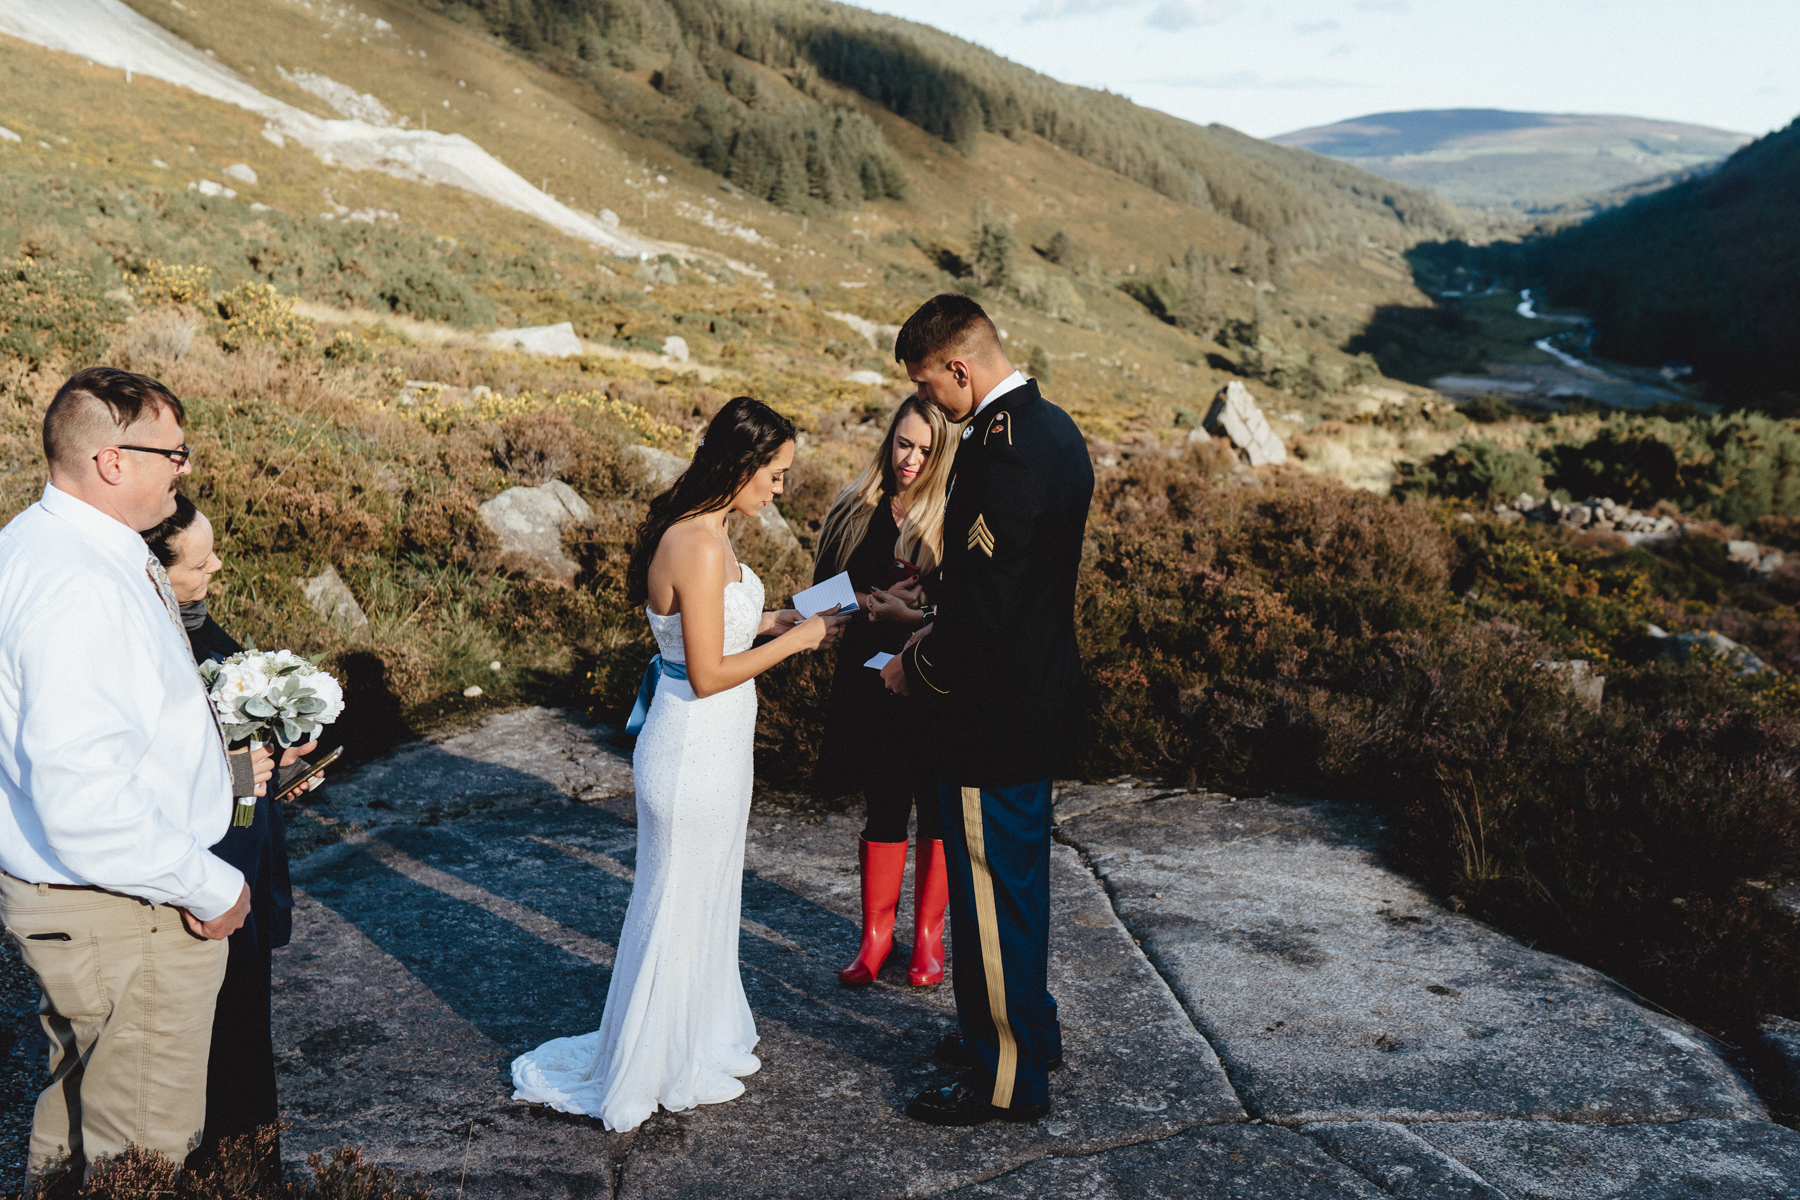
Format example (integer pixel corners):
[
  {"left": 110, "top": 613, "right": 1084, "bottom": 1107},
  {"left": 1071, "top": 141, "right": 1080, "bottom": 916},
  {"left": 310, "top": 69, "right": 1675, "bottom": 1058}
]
[{"left": 960, "top": 785, "right": 1018, "bottom": 1108}]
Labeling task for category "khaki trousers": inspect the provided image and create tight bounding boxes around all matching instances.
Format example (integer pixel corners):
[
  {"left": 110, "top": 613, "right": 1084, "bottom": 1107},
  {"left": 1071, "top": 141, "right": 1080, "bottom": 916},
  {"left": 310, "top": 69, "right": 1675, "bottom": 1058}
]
[{"left": 0, "top": 874, "right": 228, "bottom": 1180}]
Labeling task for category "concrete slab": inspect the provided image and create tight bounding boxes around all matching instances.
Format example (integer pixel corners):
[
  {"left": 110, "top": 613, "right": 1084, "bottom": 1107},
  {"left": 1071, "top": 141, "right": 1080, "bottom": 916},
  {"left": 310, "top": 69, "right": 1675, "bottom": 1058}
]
[
  {"left": 1054, "top": 789, "right": 1763, "bottom": 1125},
  {"left": 1303, "top": 1120, "right": 1507, "bottom": 1198},
  {"left": 1414, "top": 1119, "right": 1800, "bottom": 1200},
  {"left": 937, "top": 1123, "right": 1387, "bottom": 1199}
]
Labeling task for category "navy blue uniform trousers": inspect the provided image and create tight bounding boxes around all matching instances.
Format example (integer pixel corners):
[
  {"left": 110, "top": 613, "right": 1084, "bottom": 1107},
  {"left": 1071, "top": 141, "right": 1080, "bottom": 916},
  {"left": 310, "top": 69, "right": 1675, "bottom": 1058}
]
[{"left": 938, "top": 778, "right": 1062, "bottom": 1109}]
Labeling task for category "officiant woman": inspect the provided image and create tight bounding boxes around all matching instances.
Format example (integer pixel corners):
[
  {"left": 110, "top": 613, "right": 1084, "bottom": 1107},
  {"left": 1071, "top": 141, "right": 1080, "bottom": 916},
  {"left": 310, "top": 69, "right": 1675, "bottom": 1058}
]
[
  {"left": 812, "top": 396, "right": 956, "bottom": 987},
  {"left": 144, "top": 494, "right": 322, "bottom": 1184}
]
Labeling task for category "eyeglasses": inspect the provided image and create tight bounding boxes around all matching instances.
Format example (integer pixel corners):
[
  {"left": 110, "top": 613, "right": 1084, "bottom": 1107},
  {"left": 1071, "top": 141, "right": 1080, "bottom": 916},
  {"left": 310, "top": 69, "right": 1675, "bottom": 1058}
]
[{"left": 102, "top": 444, "right": 193, "bottom": 468}]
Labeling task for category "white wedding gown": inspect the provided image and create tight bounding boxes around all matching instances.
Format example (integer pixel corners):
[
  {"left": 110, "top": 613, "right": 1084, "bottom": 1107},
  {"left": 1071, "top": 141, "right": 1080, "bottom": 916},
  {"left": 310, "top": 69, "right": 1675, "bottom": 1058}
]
[{"left": 511, "top": 564, "right": 764, "bottom": 1131}]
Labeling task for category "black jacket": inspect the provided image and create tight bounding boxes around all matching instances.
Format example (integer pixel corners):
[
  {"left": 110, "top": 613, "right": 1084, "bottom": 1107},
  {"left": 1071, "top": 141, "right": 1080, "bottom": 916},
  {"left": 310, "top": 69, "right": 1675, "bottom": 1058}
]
[
  {"left": 902, "top": 380, "right": 1093, "bottom": 786},
  {"left": 189, "top": 615, "right": 294, "bottom": 952}
]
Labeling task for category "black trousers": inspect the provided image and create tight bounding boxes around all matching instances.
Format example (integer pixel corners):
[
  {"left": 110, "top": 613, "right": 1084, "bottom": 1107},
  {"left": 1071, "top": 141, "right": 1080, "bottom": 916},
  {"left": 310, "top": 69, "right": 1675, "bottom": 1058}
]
[
  {"left": 863, "top": 770, "right": 942, "bottom": 843},
  {"left": 188, "top": 933, "right": 279, "bottom": 1178}
]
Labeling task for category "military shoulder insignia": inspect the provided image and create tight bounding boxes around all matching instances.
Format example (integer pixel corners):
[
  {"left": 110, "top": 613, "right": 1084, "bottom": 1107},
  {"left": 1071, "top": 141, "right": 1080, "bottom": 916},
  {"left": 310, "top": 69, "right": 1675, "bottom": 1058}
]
[
  {"left": 961, "top": 424, "right": 973, "bottom": 441},
  {"left": 967, "top": 514, "right": 995, "bottom": 557},
  {"left": 984, "top": 411, "right": 1011, "bottom": 445}
]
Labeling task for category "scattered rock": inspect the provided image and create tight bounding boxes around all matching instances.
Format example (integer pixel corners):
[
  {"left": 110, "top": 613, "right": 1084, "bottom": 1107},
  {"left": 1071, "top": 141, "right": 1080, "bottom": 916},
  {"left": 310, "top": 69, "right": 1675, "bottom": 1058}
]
[
  {"left": 597, "top": 208, "right": 619, "bottom": 228},
  {"left": 620, "top": 443, "right": 688, "bottom": 491},
  {"left": 1205, "top": 380, "right": 1288, "bottom": 467},
  {"left": 620, "top": 445, "right": 800, "bottom": 550},
  {"left": 660, "top": 335, "right": 689, "bottom": 362},
  {"left": 462, "top": 685, "right": 483, "bottom": 698},
  {"left": 845, "top": 369, "right": 886, "bottom": 386},
  {"left": 0, "top": 126, "right": 20, "bottom": 143},
  {"left": 482, "top": 321, "right": 583, "bottom": 358},
  {"left": 1727, "top": 539, "right": 1786, "bottom": 580},
  {"left": 1534, "top": 659, "right": 1604, "bottom": 712},
  {"left": 222, "top": 162, "right": 258, "bottom": 185},
  {"left": 300, "top": 564, "right": 370, "bottom": 643},
  {"left": 1759, "top": 1016, "right": 1800, "bottom": 1112},
  {"left": 826, "top": 310, "right": 902, "bottom": 349},
  {"left": 1502, "top": 493, "right": 1679, "bottom": 545},
  {"left": 189, "top": 178, "right": 237, "bottom": 199},
  {"left": 1644, "top": 624, "right": 1768, "bottom": 676},
  {"left": 477, "top": 479, "right": 592, "bottom": 585}
]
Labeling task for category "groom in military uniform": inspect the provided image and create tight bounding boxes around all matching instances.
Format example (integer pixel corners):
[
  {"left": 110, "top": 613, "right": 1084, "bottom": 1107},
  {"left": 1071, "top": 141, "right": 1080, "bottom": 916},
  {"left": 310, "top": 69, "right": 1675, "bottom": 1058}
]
[{"left": 881, "top": 294, "right": 1093, "bottom": 1125}]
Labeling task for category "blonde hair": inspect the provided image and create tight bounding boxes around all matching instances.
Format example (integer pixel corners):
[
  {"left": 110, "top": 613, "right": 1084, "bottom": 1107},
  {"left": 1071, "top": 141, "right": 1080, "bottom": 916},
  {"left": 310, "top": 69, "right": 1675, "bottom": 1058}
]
[{"left": 817, "top": 396, "right": 957, "bottom": 578}]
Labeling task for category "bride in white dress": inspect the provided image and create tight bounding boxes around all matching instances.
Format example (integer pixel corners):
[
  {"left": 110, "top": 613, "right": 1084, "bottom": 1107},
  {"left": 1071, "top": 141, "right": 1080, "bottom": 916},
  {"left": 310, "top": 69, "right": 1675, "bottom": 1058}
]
[{"left": 512, "top": 398, "right": 849, "bottom": 1132}]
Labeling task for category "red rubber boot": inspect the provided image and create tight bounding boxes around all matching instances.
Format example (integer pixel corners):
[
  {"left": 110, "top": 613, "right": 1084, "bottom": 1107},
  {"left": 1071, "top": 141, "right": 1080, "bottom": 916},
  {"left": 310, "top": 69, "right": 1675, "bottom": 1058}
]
[
  {"left": 839, "top": 838, "right": 907, "bottom": 986},
  {"left": 907, "top": 838, "right": 949, "bottom": 986}
]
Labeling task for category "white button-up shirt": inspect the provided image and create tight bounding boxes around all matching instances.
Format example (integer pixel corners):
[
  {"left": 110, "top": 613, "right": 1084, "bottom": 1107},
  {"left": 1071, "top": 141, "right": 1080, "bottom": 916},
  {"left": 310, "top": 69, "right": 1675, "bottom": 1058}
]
[
  {"left": 0, "top": 483, "right": 242, "bottom": 919},
  {"left": 972, "top": 369, "right": 1028, "bottom": 421}
]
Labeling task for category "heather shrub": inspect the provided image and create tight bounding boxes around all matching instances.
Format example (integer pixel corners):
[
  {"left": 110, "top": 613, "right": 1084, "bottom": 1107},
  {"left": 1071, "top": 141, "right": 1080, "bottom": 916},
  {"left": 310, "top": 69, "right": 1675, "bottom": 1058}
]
[
  {"left": 0, "top": 257, "right": 120, "bottom": 368},
  {"left": 1398, "top": 437, "right": 1543, "bottom": 502},
  {"left": 1071, "top": 457, "right": 1800, "bottom": 1032}
]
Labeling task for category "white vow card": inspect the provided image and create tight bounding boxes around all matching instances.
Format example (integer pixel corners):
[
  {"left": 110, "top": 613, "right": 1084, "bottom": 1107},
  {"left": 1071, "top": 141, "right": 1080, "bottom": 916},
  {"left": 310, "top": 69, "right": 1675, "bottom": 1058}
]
[
  {"left": 864, "top": 652, "right": 894, "bottom": 670},
  {"left": 792, "top": 570, "right": 858, "bottom": 618}
]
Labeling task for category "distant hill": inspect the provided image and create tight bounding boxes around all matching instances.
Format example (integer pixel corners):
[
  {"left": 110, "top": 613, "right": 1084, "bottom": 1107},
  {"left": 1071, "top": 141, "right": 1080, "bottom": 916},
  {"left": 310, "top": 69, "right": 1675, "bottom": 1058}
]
[
  {"left": 1514, "top": 116, "right": 1800, "bottom": 410},
  {"left": 441, "top": 0, "right": 1465, "bottom": 251},
  {"left": 1272, "top": 109, "right": 1750, "bottom": 211}
]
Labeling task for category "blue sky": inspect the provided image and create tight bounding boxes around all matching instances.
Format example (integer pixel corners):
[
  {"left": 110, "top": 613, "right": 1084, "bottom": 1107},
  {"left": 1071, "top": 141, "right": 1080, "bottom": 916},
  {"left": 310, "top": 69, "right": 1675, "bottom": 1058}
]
[{"left": 840, "top": 1, "right": 1799, "bottom": 139}]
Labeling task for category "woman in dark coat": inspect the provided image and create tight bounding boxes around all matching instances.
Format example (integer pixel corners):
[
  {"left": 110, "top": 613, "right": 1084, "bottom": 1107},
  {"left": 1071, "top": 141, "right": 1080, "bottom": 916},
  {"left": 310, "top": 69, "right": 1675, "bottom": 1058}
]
[
  {"left": 144, "top": 494, "right": 324, "bottom": 1181},
  {"left": 812, "top": 396, "right": 957, "bottom": 987}
]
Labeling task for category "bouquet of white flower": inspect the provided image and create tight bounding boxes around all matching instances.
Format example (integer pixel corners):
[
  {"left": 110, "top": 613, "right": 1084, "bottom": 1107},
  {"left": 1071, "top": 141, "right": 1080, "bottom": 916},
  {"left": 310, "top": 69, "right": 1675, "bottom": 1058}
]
[{"left": 199, "top": 648, "right": 345, "bottom": 825}]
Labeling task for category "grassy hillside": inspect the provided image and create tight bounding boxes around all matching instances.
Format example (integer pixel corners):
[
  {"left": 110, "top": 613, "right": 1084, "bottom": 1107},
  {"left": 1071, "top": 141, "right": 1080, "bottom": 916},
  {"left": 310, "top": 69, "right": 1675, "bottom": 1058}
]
[
  {"left": 437, "top": 0, "right": 1464, "bottom": 248},
  {"left": 1508, "top": 117, "right": 1800, "bottom": 411},
  {"left": 1273, "top": 108, "right": 1749, "bottom": 211}
]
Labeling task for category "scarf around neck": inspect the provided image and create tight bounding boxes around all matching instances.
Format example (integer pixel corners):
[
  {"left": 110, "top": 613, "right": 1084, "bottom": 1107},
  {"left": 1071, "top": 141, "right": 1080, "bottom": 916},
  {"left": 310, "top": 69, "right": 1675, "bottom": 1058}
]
[{"left": 179, "top": 598, "right": 209, "bottom": 632}]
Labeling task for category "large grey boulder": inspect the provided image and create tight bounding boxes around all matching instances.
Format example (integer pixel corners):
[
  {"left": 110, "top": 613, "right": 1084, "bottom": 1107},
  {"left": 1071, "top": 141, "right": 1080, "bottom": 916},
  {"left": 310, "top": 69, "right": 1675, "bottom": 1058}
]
[
  {"left": 1205, "top": 380, "right": 1288, "bottom": 467},
  {"left": 1053, "top": 788, "right": 1763, "bottom": 1125},
  {"left": 1534, "top": 659, "right": 1604, "bottom": 712},
  {"left": 300, "top": 563, "right": 370, "bottom": 642},
  {"left": 477, "top": 479, "right": 591, "bottom": 585},
  {"left": 620, "top": 444, "right": 800, "bottom": 551},
  {"left": 482, "top": 321, "right": 583, "bottom": 358},
  {"left": 1645, "top": 624, "right": 1769, "bottom": 675}
]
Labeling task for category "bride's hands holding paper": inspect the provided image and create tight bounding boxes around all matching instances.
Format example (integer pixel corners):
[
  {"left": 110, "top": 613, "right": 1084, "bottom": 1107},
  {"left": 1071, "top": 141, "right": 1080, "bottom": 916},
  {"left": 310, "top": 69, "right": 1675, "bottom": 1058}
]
[{"left": 788, "top": 605, "right": 852, "bottom": 652}]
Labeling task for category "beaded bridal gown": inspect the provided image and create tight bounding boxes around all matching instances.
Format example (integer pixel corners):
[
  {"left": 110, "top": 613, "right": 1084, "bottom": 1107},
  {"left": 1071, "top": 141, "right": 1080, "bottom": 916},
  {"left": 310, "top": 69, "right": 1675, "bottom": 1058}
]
[{"left": 511, "top": 564, "right": 764, "bottom": 1132}]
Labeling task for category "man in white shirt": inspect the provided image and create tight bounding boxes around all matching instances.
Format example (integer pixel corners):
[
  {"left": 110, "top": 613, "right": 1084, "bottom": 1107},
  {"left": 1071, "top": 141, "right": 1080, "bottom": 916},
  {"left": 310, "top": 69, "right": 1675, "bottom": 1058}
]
[{"left": 0, "top": 367, "right": 261, "bottom": 1181}]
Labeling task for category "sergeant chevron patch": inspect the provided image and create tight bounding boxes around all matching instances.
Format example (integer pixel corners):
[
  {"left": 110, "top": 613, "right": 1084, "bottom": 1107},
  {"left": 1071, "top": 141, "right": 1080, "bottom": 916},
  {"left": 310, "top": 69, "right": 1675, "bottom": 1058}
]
[{"left": 967, "top": 514, "right": 995, "bottom": 556}]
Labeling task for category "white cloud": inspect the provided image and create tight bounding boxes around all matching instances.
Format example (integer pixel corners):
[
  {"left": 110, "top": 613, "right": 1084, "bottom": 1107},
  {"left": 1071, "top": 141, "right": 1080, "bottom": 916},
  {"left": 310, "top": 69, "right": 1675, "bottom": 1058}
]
[
  {"left": 1022, "top": 0, "right": 1139, "bottom": 19},
  {"left": 1353, "top": 0, "right": 1409, "bottom": 10},
  {"left": 1146, "top": 0, "right": 1234, "bottom": 30},
  {"left": 1294, "top": 19, "right": 1341, "bottom": 35}
]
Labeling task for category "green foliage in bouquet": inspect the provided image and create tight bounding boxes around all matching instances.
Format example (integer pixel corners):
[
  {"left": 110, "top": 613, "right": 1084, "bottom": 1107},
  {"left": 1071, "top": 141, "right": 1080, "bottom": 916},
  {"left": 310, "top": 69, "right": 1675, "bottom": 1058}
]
[{"left": 199, "top": 648, "right": 346, "bottom": 748}]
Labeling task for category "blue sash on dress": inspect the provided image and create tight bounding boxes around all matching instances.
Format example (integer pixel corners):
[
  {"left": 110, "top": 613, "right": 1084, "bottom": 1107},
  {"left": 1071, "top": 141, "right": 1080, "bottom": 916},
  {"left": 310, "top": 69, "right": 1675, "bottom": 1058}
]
[{"left": 626, "top": 654, "right": 688, "bottom": 735}]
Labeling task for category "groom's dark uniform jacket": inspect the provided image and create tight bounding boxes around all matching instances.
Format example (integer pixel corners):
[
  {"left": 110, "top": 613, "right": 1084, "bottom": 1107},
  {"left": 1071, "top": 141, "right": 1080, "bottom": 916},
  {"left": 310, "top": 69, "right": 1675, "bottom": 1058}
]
[
  {"left": 901, "top": 377, "right": 1092, "bottom": 1112},
  {"left": 901, "top": 378, "right": 1092, "bottom": 786}
]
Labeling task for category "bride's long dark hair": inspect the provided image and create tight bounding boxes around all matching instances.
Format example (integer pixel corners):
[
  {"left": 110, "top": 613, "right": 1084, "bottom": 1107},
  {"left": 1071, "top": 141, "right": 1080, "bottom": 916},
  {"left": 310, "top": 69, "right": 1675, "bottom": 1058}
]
[{"left": 626, "top": 397, "right": 797, "bottom": 602}]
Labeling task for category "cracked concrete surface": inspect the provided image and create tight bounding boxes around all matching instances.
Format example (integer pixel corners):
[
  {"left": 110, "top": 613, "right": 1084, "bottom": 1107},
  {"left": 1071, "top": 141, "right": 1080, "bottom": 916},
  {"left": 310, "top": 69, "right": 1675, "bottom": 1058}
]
[{"left": 7, "top": 708, "right": 1797, "bottom": 1196}]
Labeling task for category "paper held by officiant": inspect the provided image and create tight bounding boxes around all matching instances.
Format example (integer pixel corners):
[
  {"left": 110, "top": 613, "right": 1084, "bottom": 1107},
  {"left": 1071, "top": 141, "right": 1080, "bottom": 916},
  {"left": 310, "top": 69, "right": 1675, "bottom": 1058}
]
[
  {"left": 793, "top": 571, "right": 858, "bottom": 618},
  {"left": 864, "top": 652, "right": 894, "bottom": 670}
]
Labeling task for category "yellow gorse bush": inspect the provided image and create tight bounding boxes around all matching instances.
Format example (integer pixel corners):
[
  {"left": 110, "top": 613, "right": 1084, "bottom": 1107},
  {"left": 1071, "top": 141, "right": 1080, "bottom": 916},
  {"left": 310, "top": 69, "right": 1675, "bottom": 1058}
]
[
  {"left": 214, "top": 281, "right": 315, "bottom": 354},
  {"left": 127, "top": 260, "right": 213, "bottom": 307}
]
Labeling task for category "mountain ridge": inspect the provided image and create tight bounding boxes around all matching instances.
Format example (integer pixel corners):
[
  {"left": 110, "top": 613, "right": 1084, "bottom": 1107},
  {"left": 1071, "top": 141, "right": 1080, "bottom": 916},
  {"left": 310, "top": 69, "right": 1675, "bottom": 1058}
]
[{"left": 1274, "top": 108, "right": 1750, "bottom": 211}]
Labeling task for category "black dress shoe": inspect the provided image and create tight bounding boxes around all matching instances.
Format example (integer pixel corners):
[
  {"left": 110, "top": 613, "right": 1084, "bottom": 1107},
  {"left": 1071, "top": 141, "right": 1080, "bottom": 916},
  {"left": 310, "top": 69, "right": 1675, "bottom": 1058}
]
[
  {"left": 934, "top": 1032, "right": 1062, "bottom": 1073},
  {"left": 906, "top": 1072, "right": 1050, "bottom": 1126}
]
